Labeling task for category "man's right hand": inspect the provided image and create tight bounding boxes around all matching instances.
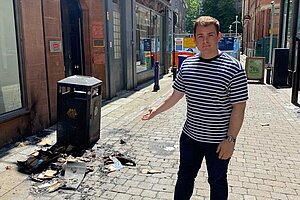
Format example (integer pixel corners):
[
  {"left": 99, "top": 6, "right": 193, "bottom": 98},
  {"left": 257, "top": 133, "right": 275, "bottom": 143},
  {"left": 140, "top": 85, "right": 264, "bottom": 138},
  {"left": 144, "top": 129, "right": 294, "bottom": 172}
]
[
  {"left": 141, "top": 89, "right": 184, "bottom": 121},
  {"left": 142, "top": 108, "right": 157, "bottom": 120}
]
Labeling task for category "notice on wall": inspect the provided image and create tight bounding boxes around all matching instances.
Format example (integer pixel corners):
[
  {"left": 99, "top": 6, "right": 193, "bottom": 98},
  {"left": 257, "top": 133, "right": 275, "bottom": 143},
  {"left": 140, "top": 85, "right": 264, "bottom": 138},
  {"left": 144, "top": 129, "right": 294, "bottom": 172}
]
[
  {"left": 245, "top": 57, "right": 265, "bottom": 83},
  {"left": 143, "top": 39, "right": 151, "bottom": 51},
  {"left": 0, "top": 84, "right": 22, "bottom": 113},
  {"left": 49, "top": 41, "right": 62, "bottom": 53},
  {"left": 183, "top": 38, "right": 196, "bottom": 48},
  {"left": 175, "top": 38, "right": 183, "bottom": 51},
  {"left": 93, "top": 39, "right": 104, "bottom": 47}
]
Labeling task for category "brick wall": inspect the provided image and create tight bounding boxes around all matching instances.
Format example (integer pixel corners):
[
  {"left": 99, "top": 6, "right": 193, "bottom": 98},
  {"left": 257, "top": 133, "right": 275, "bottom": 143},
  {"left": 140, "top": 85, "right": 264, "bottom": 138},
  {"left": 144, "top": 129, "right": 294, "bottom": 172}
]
[
  {"left": 81, "top": 0, "right": 107, "bottom": 98},
  {"left": 42, "top": 0, "right": 65, "bottom": 123},
  {"left": 21, "top": 0, "right": 50, "bottom": 132}
]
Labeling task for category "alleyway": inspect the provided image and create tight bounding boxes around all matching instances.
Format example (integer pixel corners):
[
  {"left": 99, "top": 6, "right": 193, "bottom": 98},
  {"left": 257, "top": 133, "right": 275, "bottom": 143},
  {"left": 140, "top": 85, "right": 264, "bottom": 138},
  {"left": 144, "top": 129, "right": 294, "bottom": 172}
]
[{"left": 0, "top": 67, "right": 300, "bottom": 199}]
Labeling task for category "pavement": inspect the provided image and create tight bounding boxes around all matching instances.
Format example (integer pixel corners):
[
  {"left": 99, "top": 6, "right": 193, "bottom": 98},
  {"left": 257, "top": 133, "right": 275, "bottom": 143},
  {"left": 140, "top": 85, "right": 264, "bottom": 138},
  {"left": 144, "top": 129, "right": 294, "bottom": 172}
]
[{"left": 0, "top": 55, "right": 300, "bottom": 200}]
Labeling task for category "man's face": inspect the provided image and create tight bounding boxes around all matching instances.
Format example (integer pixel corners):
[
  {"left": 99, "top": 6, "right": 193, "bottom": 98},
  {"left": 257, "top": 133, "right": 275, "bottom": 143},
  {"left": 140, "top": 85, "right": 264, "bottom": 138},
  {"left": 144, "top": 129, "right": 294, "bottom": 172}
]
[{"left": 193, "top": 24, "right": 221, "bottom": 57}]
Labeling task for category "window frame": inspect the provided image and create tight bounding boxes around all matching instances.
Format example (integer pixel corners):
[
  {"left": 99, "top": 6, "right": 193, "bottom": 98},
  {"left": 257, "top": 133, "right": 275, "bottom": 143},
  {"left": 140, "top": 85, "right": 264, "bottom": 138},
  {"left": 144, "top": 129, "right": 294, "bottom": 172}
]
[{"left": 0, "top": 0, "right": 28, "bottom": 123}]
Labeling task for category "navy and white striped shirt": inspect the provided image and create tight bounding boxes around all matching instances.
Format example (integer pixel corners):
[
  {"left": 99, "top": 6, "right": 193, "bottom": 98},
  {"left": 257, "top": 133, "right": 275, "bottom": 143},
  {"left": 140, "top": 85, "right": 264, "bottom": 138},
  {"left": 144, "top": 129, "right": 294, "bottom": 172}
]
[{"left": 173, "top": 52, "right": 248, "bottom": 143}]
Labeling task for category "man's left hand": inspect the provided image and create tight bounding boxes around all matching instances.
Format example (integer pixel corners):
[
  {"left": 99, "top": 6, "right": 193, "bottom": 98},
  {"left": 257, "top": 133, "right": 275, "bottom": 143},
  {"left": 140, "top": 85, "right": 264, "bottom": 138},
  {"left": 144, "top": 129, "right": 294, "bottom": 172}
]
[{"left": 216, "top": 140, "right": 235, "bottom": 160}]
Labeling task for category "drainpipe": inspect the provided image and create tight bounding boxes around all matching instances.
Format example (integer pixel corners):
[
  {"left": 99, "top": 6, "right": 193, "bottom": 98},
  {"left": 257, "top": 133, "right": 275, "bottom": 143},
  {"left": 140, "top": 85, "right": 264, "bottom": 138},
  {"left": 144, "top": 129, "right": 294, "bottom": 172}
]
[
  {"left": 287, "top": 0, "right": 293, "bottom": 85},
  {"left": 268, "top": 1, "right": 274, "bottom": 66},
  {"left": 284, "top": 1, "right": 291, "bottom": 48},
  {"left": 172, "top": 11, "right": 176, "bottom": 81},
  {"left": 131, "top": 0, "right": 136, "bottom": 88},
  {"left": 242, "top": 0, "right": 246, "bottom": 54},
  {"left": 266, "top": 1, "right": 275, "bottom": 85},
  {"left": 291, "top": 0, "right": 300, "bottom": 103},
  {"left": 104, "top": 0, "right": 112, "bottom": 99},
  {"left": 41, "top": 0, "right": 52, "bottom": 124},
  {"left": 278, "top": 0, "right": 285, "bottom": 48},
  {"left": 253, "top": 0, "right": 258, "bottom": 56},
  {"left": 245, "top": 0, "right": 250, "bottom": 55},
  {"left": 291, "top": 37, "right": 300, "bottom": 104}
]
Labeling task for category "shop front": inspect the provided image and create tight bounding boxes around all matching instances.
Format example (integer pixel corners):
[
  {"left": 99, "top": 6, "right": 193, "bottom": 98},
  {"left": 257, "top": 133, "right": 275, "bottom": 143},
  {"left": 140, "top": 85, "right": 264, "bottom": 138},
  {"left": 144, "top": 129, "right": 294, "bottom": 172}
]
[
  {"left": 136, "top": 4, "right": 163, "bottom": 73},
  {"left": 134, "top": 0, "right": 170, "bottom": 83}
]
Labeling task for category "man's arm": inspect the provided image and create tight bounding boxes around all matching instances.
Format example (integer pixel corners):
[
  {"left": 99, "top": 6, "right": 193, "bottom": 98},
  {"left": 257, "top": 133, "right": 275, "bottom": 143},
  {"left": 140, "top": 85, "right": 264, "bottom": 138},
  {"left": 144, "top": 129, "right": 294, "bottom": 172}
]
[
  {"left": 217, "top": 101, "right": 246, "bottom": 159},
  {"left": 142, "top": 89, "right": 184, "bottom": 120},
  {"left": 227, "top": 101, "right": 247, "bottom": 139}
]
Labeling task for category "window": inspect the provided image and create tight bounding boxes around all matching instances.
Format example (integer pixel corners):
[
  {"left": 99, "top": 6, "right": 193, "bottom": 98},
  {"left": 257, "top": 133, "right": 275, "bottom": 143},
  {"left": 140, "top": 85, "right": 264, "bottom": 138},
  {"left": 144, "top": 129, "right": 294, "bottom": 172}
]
[
  {"left": 113, "top": 11, "right": 121, "bottom": 59},
  {"left": 135, "top": 4, "right": 162, "bottom": 73},
  {"left": 0, "top": 0, "right": 23, "bottom": 115}
]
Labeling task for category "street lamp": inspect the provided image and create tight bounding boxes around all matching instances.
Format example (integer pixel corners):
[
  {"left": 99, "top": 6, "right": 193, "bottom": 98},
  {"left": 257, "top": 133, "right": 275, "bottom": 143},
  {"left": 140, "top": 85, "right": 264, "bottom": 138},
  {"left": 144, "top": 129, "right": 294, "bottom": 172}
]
[
  {"left": 232, "top": 15, "right": 241, "bottom": 38},
  {"left": 269, "top": 1, "right": 275, "bottom": 65},
  {"left": 229, "top": 25, "right": 233, "bottom": 37},
  {"left": 243, "top": 14, "right": 251, "bottom": 55},
  {"left": 266, "top": 0, "right": 275, "bottom": 84}
]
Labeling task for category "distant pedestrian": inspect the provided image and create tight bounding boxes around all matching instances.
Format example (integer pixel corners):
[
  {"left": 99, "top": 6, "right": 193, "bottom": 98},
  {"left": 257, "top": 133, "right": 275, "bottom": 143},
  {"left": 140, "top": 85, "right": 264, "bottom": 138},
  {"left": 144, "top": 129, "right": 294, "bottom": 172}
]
[{"left": 142, "top": 16, "right": 248, "bottom": 200}]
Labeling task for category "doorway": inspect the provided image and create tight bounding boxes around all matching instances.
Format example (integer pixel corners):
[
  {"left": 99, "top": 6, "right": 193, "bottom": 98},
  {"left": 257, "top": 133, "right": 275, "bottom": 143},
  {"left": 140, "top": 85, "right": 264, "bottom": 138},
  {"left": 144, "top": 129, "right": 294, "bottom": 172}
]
[
  {"left": 61, "top": 0, "right": 85, "bottom": 77},
  {"left": 105, "top": 0, "right": 125, "bottom": 98}
]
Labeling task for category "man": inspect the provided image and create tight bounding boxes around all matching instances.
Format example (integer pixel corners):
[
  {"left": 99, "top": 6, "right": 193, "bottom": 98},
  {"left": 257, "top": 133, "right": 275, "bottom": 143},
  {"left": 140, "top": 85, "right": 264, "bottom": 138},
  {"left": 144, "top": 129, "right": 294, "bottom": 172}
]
[{"left": 142, "top": 16, "right": 248, "bottom": 199}]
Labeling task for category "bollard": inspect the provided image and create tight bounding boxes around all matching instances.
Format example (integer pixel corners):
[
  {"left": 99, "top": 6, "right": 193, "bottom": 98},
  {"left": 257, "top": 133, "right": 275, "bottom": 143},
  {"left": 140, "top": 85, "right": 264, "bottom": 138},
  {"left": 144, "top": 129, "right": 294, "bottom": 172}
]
[
  {"left": 172, "top": 67, "right": 177, "bottom": 81},
  {"left": 266, "top": 63, "right": 271, "bottom": 84},
  {"left": 153, "top": 61, "right": 160, "bottom": 92}
]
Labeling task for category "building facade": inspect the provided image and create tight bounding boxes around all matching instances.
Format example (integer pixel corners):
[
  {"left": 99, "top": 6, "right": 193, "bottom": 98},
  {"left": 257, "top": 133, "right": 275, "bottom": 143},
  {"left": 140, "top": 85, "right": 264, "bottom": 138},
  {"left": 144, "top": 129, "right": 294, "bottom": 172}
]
[
  {"left": 242, "top": 0, "right": 281, "bottom": 59},
  {"left": 171, "top": 0, "right": 187, "bottom": 34},
  {"left": 0, "top": 0, "right": 106, "bottom": 147},
  {"left": 242, "top": 0, "right": 300, "bottom": 103},
  {"left": 0, "top": 0, "right": 186, "bottom": 148}
]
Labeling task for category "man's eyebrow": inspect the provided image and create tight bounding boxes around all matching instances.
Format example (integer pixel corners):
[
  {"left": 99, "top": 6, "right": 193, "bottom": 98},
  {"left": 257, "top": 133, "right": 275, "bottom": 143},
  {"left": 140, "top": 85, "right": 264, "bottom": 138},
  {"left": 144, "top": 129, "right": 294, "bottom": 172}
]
[{"left": 196, "top": 32, "right": 215, "bottom": 35}]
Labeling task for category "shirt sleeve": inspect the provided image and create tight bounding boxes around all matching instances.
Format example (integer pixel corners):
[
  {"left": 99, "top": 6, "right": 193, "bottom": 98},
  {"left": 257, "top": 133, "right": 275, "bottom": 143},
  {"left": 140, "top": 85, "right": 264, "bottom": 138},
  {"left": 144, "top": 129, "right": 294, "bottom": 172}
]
[
  {"left": 172, "top": 63, "right": 185, "bottom": 93},
  {"left": 228, "top": 69, "right": 249, "bottom": 104}
]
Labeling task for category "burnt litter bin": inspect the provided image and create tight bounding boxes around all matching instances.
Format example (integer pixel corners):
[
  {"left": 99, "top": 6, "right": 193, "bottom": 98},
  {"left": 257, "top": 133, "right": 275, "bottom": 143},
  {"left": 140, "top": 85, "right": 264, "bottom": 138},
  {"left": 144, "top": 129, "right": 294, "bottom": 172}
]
[{"left": 57, "top": 75, "right": 102, "bottom": 148}]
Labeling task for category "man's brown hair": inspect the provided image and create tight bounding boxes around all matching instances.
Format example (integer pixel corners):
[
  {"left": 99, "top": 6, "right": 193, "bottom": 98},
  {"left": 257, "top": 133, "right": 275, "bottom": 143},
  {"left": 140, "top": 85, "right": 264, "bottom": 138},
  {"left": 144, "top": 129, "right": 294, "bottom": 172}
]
[{"left": 193, "top": 16, "right": 220, "bottom": 36}]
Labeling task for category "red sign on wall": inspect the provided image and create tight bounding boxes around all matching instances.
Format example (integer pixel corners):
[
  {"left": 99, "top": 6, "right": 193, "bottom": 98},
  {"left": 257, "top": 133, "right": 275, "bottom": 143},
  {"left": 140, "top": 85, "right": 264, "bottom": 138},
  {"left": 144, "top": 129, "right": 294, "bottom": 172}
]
[{"left": 49, "top": 41, "right": 62, "bottom": 52}]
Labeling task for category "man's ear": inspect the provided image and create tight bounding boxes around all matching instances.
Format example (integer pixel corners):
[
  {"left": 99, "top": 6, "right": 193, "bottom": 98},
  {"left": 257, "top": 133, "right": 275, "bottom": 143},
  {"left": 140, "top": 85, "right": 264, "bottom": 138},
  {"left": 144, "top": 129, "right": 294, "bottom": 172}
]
[{"left": 217, "top": 32, "right": 222, "bottom": 41}]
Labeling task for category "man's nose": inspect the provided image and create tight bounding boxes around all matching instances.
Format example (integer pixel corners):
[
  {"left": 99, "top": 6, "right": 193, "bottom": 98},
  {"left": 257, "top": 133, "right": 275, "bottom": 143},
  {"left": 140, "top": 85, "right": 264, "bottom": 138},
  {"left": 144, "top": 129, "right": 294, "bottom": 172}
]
[{"left": 202, "top": 36, "right": 209, "bottom": 43}]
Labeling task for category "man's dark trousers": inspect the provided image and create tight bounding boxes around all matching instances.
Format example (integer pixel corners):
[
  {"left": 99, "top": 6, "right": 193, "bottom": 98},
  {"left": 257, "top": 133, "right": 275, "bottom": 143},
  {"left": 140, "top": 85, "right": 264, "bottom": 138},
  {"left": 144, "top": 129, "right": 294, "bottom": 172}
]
[{"left": 174, "top": 133, "right": 230, "bottom": 200}]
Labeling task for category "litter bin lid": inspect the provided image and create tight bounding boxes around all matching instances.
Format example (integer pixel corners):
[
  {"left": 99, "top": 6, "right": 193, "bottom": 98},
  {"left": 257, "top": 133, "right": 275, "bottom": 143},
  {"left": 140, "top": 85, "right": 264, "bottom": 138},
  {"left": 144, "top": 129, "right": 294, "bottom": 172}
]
[
  {"left": 178, "top": 55, "right": 189, "bottom": 58},
  {"left": 58, "top": 75, "right": 102, "bottom": 86}
]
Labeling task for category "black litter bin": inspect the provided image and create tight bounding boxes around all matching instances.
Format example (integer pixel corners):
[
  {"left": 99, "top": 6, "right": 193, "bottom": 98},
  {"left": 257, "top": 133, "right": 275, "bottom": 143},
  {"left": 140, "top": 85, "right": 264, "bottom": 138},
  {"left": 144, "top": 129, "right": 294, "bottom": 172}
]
[
  {"left": 57, "top": 75, "right": 102, "bottom": 148},
  {"left": 178, "top": 55, "right": 188, "bottom": 72},
  {"left": 271, "top": 48, "right": 289, "bottom": 87}
]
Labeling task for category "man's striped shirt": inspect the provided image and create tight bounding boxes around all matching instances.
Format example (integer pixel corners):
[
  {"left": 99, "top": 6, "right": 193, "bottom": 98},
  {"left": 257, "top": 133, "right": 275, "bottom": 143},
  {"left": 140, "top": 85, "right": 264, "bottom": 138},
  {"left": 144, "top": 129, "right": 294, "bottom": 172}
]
[{"left": 173, "top": 52, "right": 248, "bottom": 143}]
